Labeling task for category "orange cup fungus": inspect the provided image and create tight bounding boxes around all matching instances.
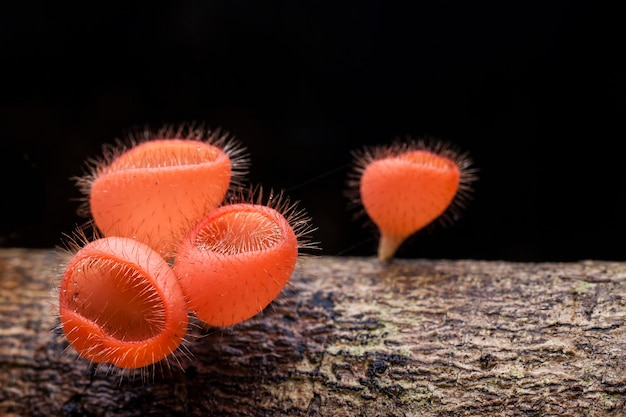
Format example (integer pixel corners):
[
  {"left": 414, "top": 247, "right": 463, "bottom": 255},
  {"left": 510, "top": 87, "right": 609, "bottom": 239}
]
[
  {"left": 173, "top": 198, "right": 312, "bottom": 327},
  {"left": 76, "top": 126, "right": 248, "bottom": 258},
  {"left": 349, "top": 139, "right": 476, "bottom": 260},
  {"left": 58, "top": 236, "right": 189, "bottom": 369}
]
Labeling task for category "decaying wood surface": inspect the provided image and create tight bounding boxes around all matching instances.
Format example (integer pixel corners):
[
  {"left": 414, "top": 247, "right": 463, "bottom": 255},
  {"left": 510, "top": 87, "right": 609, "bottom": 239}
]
[{"left": 1, "top": 248, "right": 626, "bottom": 416}]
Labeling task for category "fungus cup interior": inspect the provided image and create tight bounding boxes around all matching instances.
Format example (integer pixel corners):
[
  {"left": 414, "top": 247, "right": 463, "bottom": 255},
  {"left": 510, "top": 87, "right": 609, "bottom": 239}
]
[
  {"left": 59, "top": 238, "right": 188, "bottom": 369},
  {"left": 108, "top": 139, "right": 227, "bottom": 170},
  {"left": 399, "top": 149, "right": 459, "bottom": 171},
  {"left": 63, "top": 259, "right": 165, "bottom": 341},
  {"left": 195, "top": 208, "right": 284, "bottom": 254}
]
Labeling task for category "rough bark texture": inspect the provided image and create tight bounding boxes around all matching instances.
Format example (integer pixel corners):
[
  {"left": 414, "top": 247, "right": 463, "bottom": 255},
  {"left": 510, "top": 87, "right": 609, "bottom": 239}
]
[{"left": 1, "top": 248, "right": 626, "bottom": 417}]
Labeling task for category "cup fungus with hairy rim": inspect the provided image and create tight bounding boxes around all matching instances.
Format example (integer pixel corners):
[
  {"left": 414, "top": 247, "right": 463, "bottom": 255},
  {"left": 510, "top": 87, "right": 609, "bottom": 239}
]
[
  {"left": 173, "top": 202, "right": 304, "bottom": 327},
  {"left": 78, "top": 128, "right": 248, "bottom": 258},
  {"left": 349, "top": 139, "right": 476, "bottom": 261},
  {"left": 59, "top": 237, "right": 189, "bottom": 369}
]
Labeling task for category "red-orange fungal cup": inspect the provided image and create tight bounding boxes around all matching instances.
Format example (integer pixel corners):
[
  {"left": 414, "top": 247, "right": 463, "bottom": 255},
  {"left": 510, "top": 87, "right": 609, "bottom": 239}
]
[
  {"left": 173, "top": 194, "right": 314, "bottom": 327},
  {"left": 75, "top": 124, "right": 249, "bottom": 258},
  {"left": 58, "top": 236, "right": 189, "bottom": 369},
  {"left": 349, "top": 138, "right": 477, "bottom": 260}
]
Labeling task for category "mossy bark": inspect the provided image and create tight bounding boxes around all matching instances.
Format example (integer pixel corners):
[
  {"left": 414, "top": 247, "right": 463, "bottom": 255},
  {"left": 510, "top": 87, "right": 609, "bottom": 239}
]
[{"left": 1, "top": 248, "right": 625, "bottom": 416}]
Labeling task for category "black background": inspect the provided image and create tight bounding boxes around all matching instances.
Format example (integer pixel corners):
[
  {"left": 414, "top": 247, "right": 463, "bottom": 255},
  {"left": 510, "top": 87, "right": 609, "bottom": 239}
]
[{"left": 1, "top": 2, "right": 624, "bottom": 262}]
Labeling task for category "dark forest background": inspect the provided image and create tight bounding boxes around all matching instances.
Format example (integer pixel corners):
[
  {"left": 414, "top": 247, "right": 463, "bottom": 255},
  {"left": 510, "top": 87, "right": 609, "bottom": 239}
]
[{"left": 1, "top": 2, "right": 624, "bottom": 262}]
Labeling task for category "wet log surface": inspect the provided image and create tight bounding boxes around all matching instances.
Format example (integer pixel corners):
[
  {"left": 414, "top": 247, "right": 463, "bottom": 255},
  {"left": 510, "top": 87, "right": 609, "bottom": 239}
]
[{"left": 1, "top": 248, "right": 626, "bottom": 416}]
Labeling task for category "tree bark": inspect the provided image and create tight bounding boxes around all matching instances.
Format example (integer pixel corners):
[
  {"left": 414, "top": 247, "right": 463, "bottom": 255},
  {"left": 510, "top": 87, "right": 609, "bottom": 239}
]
[{"left": 1, "top": 248, "right": 625, "bottom": 417}]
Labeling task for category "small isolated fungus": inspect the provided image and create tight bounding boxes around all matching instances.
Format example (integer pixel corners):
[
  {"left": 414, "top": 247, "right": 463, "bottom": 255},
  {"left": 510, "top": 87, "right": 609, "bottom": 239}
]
[
  {"left": 173, "top": 189, "right": 317, "bottom": 327},
  {"left": 58, "top": 236, "right": 189, "bottom": 369},
  {"left": 75, "top": 123, "right": 249, "bottom": 258},
  {"left": 348, "top": 138, "right": 477, "bottom": 260}
]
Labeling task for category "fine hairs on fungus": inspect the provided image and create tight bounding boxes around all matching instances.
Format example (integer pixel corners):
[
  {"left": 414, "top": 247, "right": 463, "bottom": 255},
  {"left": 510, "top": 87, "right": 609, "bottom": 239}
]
[
  {"left": 348, "top": 137, "right": 477, "bottom": 261},
  {"left": 73, "top": 123, "right": 249, "bottom": 259},
  {"left": 173, "top": 187, "right": 318, "bottom": 328}
]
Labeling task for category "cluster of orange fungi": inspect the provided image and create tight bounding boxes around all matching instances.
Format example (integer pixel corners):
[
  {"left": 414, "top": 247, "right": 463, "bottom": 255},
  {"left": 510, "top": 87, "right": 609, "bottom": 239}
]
[
  {"left": 58, "top": 125, "right": 475, "bottom": 371},
  {"left": 59, "top": 125, "right": 314, "bottom": 370}
]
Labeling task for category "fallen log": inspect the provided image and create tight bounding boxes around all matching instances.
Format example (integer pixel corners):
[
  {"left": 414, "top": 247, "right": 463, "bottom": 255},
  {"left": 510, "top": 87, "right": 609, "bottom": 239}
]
[{"left": 1, "top": 248, "right": 625, "bottom": 416}]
